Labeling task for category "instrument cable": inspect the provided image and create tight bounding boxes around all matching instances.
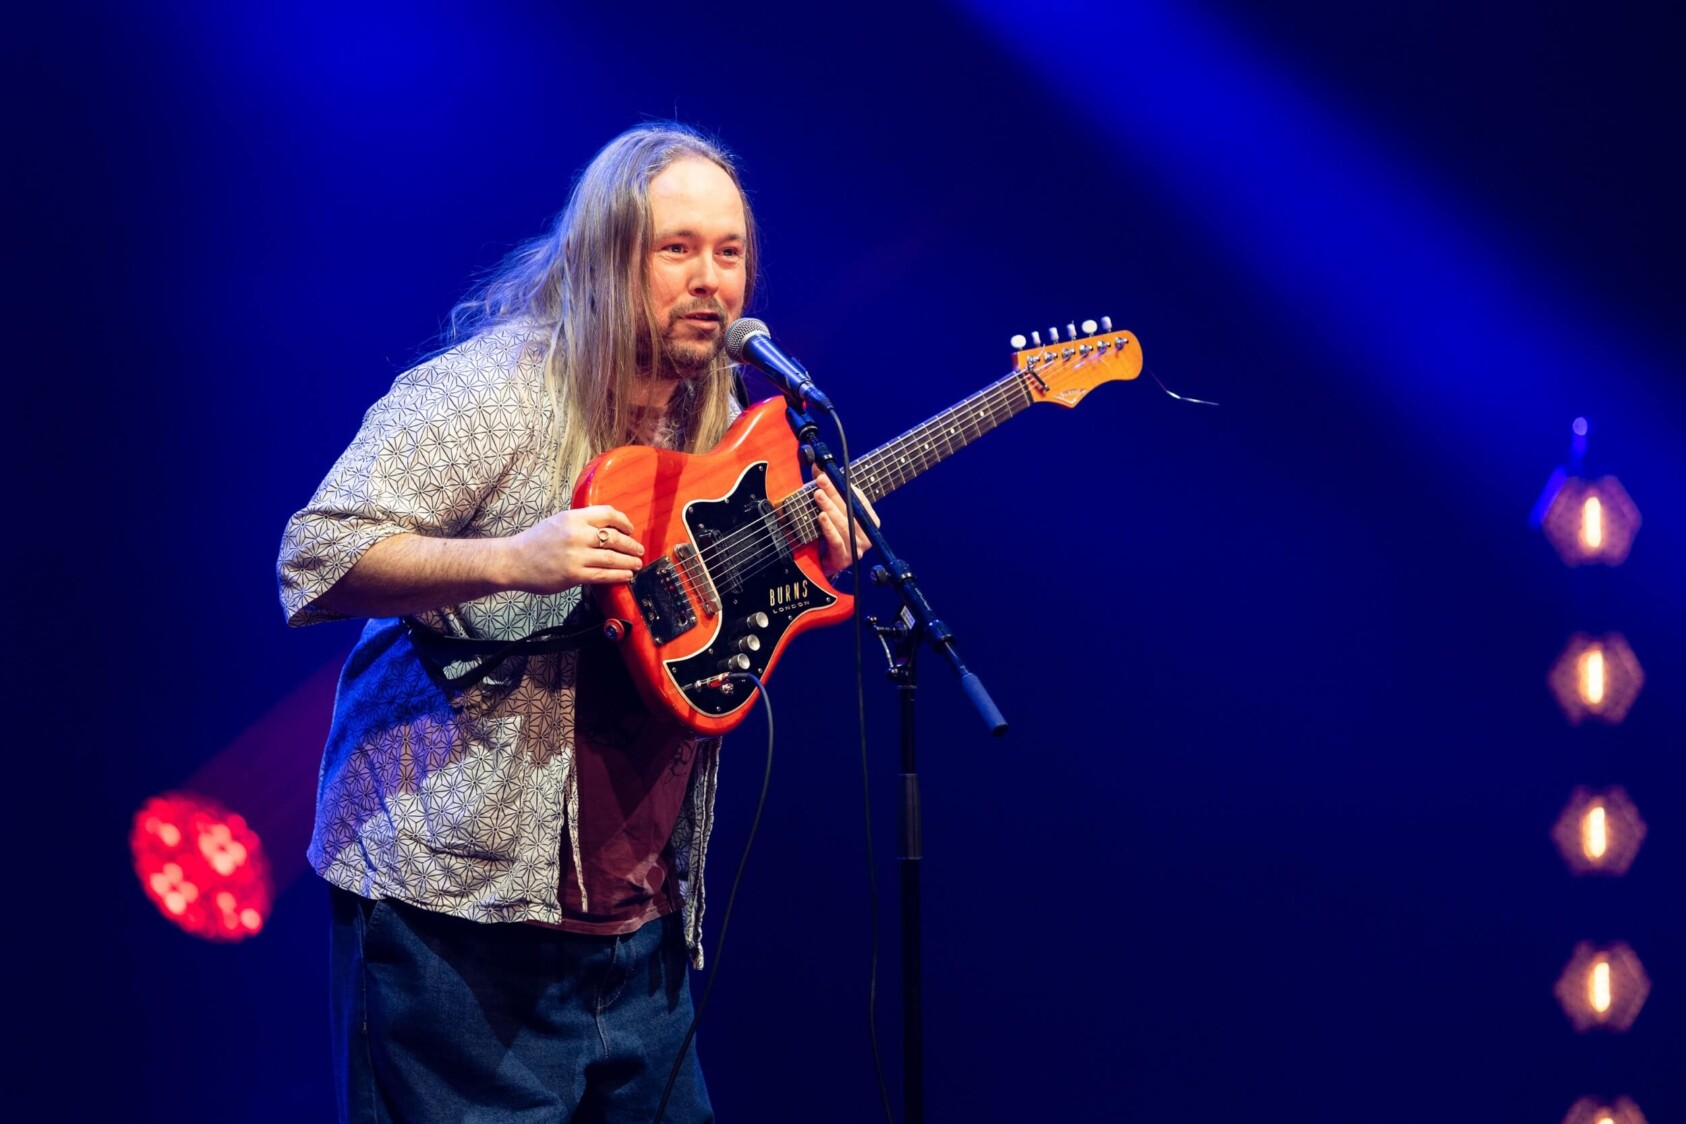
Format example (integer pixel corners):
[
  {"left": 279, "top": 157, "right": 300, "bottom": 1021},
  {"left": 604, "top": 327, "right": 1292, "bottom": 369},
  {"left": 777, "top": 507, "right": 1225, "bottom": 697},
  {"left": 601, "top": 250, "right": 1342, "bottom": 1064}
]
[
  {"left": 827, "top": 409, "right": 898, "bottom": 1124},
  {"left": 653, "top": 671, "right": 774, "bottom": 1123},
  {"left": 654, "top": 405, "right": 897, "bottom": 1124}
]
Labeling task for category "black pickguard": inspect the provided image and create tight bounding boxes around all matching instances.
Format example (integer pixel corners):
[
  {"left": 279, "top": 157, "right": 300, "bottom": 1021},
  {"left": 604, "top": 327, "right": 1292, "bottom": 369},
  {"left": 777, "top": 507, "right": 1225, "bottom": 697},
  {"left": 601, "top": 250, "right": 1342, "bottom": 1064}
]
[{"left": 666, "top": 462, "right": 836, "bottom": 716}]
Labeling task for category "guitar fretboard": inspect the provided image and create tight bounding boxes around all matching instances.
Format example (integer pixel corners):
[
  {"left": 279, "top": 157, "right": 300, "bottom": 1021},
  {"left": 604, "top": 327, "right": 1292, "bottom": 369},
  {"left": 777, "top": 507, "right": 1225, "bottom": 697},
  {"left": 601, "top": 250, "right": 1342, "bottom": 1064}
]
[{"left": 779, "top": 371, "right": 1035, "bottom": 545}]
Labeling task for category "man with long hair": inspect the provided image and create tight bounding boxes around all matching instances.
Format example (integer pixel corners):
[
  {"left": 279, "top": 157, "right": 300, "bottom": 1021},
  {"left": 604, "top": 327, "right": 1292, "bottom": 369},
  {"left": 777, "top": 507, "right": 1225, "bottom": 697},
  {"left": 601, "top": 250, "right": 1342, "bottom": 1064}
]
[{"left": 279, "top": 122, "right": 866, "bottom": 1122}]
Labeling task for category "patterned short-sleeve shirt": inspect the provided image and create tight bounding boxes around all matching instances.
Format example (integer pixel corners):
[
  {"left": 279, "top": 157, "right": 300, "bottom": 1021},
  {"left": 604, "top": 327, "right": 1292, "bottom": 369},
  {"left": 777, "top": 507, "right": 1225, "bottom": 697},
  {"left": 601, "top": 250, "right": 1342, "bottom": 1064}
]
[{"left": 277, "top": 327, "right": 719, "bottom": 964}]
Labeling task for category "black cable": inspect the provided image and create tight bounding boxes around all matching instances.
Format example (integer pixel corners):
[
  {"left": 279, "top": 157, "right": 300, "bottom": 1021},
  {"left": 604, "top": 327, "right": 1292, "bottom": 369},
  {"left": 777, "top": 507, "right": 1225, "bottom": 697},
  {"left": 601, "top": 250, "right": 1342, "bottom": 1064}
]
[
  {"left": 652, "top": 672, "right": 774, "bottom": 1123},
  {"left": 824, "top": 407, "right": 897, "bottom": 1124},
  {"left": 654, "top": 405, "right": 895, "bottom": 1123}
]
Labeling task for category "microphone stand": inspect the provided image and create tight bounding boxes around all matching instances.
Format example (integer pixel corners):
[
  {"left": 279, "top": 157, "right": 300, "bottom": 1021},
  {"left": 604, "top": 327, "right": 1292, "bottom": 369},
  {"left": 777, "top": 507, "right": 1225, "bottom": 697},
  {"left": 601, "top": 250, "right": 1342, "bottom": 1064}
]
[{"left": 783, "top": 397, "right": 1008, "bottom": 1124}]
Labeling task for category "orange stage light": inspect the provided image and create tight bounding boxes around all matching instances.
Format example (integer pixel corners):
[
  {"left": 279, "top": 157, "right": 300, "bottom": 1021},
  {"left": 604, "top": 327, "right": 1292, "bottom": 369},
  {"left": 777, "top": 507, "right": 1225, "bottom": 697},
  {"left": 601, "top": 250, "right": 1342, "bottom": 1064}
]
[
  {"left": 1554, "top": 942, "right": 1649, "bottom": 1032},
  {"left": 1552, "top": 787, "right": 1646, "bottom": 876},
  {"left": 1561, "top": 1096, "right": 1647, "bottom": 1124},
  {"left": 1549, "top": 633, "right": 1644, "bottom": 725},
  {"left": 1541, "top": 476, "right": 1640, "bottom": 566}
]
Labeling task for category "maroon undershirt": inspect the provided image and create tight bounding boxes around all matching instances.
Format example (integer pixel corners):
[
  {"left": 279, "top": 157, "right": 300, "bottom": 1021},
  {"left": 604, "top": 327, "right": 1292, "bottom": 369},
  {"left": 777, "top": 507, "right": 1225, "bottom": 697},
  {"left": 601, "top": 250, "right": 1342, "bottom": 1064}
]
[{"left": 556, "top": 643, "right": 699, "bottom": 936}]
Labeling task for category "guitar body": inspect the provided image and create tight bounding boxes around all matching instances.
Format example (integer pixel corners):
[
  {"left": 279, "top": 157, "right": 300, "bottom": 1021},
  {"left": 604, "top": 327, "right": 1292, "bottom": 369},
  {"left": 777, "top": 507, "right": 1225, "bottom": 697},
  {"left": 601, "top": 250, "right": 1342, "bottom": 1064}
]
[{"left": 572, "top": 397, "right": 854, "bottom": 736}]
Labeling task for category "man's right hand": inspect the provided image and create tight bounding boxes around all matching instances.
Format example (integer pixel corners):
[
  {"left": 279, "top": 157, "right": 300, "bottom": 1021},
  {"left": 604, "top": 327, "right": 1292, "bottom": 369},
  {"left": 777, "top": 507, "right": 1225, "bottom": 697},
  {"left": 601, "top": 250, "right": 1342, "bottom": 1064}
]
[{"left": 502, "top": 505, "right": 646, "bottom": 593}]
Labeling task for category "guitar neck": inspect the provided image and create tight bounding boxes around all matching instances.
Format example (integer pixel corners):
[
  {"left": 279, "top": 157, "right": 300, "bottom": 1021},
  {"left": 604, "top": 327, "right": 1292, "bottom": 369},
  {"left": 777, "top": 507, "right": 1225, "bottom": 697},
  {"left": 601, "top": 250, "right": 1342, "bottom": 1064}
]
[{"left": 779, "top": 371, "right": 1034, "bottom": 543}]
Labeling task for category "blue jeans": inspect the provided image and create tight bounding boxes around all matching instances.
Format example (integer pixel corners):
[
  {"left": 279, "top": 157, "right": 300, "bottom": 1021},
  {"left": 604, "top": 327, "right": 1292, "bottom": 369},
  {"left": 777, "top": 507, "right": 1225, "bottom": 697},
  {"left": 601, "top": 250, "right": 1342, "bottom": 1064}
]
[{"left": 329, "top": 885, "right": 713, "bottom": 1123}]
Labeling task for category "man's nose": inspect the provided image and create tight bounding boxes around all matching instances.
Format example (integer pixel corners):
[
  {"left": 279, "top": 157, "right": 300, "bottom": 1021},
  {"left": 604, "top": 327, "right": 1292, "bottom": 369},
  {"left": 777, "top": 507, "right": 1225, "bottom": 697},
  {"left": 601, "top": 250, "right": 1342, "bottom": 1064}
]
[{"left": 689, "top": 254, "right": 720, "bottom": 295}]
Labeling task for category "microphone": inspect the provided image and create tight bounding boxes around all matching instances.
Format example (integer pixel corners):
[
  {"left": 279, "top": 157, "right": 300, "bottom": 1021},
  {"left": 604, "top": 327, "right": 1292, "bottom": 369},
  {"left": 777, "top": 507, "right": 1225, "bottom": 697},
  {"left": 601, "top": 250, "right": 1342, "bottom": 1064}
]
[{"left": 724, "top": 318, "right": 833, "bottom": 412}]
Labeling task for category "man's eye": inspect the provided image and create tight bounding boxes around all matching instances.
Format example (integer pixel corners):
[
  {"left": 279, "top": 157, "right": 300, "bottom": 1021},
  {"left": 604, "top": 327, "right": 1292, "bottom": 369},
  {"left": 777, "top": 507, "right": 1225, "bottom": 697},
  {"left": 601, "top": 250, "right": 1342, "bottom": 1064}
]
[
  {"left": 720, "top": 246, "right": 743, "bottom": 259},
  {"left": 661, "top": 243, "right": 687, "bottom": 254}
]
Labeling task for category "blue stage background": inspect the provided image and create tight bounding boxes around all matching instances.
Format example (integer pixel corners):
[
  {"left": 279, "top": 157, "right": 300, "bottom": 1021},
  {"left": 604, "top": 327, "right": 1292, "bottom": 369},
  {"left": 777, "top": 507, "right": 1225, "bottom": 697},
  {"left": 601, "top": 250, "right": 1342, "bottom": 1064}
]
[{"left": 14, "top": 2, "right": 1684, "bottom": 1119}]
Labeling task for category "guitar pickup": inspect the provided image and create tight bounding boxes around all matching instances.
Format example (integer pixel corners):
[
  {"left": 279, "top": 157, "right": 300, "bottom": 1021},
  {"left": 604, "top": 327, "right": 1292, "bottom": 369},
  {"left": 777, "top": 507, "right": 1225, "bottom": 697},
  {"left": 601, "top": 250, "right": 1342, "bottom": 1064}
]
[
  {"left": 632, "top": 557, "right": 698, "bottom": 645},
  {"left": 673, "top": 542, "right": 719, "bottom": 617},
  {"left": 695, "top": 527, "right": 741, "bottom": 596}
]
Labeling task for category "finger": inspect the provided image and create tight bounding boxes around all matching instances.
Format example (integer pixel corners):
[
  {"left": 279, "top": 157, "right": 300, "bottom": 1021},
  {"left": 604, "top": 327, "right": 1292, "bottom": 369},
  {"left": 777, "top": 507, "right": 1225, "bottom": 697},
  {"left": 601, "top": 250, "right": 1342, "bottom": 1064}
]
[
  {"left": 815, "top": 477, "right": 878, "bottom": 528},
  {"left": 817, "top": 501, "right": 855, "bottom": 559},
  {"left": 597, "top": 526, "right": 647, "bottom": 556},
  {"left": 579, "top": 569, "right": 638, "bottom": 587},
  {"left": 815, "top": 511, "right": 851, "bottom": 566},
  {"left": 586, "top": 548, "right": 643, "bottom": 571},
  {"left": 579, "top": 505, "right": 637, "bottom": 536},
  {"left": 849, "top": 487, "right": 880, "bottom": 527},
  {"left": 831, "top": 513, "right": 871, "bottom": 566},
  {"left": 819, "top": 493, "right": 873, "bottom": 553}
]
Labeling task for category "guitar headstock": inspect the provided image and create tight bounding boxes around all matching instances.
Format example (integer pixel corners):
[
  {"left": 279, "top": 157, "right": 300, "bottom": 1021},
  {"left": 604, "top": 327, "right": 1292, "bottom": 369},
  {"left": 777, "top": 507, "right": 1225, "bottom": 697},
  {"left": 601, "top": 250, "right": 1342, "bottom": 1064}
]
[{"left": 1010, "top": 317, "right": 1142, "bottom": 408}]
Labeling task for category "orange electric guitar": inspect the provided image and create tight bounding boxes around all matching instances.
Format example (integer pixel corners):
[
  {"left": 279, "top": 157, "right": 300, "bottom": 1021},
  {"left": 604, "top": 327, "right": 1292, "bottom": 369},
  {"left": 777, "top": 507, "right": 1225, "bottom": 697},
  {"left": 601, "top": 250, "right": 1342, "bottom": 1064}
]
[{"left": 571, "top": 321, "right": 1143, "bottom": 735}]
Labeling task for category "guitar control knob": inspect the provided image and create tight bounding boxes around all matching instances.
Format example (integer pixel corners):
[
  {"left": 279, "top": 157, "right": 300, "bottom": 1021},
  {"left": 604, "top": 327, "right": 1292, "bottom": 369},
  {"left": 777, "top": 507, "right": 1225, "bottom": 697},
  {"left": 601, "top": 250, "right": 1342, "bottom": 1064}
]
[
  {"left": 745, "top": 612, "right": 770, "bottom": 630},
  {"left": 736, "top": 635, "right": 761, "bottom": 654},
  {"left": 721, "top": 653, "right": 752, "bottom": 673}
]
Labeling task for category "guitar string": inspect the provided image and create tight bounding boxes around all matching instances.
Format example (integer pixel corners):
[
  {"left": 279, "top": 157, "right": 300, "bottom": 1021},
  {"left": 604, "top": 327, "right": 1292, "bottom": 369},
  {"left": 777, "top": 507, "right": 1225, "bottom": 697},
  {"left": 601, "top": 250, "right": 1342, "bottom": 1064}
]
[
  {"left": 682, "top": 344, "right": 1109, "bottom": 589},
  {"left": 687, "top": 367, "right": 1036, "bottom": 586},
  {"left": 666, "top": 373, "right": 1027, "bottom": 596},
  {"left": 686, "top": 351, "right": 1088, "bottom": 585}
]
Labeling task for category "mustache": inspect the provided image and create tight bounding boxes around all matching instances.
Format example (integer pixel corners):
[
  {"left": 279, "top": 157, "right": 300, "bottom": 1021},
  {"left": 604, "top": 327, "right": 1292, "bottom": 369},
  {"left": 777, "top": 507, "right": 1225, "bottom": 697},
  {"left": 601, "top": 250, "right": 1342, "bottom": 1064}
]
[{"left": 666, "top": 299, "right": 728, "bottom": 323}]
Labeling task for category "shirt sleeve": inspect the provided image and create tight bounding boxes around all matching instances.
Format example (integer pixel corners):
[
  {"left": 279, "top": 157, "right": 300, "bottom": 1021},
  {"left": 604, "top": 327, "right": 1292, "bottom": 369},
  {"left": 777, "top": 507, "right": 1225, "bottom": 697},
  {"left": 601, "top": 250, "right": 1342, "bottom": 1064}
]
[{"left": 277, "top": 336, "right": 543, "bottom": 626}]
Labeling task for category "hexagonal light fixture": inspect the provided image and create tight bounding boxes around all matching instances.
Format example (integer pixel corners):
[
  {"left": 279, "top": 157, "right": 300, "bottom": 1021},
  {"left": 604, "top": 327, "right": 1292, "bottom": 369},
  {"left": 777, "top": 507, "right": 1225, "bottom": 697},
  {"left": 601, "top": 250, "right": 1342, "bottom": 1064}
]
[
  {"left": 1548, "top": 633, "right": 1644, "bottom": 725},
  {"left": 1561, "top": 1097, "right": 1648, "bottom": 1124},
  {"left": 1554, "top": 941, "right": 1649, "bottom": 1032},
  {"left": 1552, "top": 787, "right": 1646, "bottom": 876},
  {"left": 1541, "top": 474, "right": 1641, "bottom": 566}
]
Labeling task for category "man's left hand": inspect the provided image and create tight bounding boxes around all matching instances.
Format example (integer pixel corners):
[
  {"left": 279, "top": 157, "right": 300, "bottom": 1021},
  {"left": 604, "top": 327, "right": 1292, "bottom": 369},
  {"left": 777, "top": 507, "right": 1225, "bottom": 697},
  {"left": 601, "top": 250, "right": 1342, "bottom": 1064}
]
[{"left": 813, "top": 474, "right": 878, "bottom": 579}]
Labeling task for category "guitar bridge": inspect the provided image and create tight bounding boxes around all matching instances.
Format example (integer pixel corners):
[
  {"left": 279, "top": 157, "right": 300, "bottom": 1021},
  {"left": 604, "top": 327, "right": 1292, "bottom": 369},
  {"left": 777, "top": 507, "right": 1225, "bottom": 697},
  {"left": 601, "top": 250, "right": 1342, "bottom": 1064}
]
[
  {"left": 673, "top": 542, "right": 719, "bottom": 617},
  {"left": 632, "top": 557, "right": 697, "bottom": 645}
]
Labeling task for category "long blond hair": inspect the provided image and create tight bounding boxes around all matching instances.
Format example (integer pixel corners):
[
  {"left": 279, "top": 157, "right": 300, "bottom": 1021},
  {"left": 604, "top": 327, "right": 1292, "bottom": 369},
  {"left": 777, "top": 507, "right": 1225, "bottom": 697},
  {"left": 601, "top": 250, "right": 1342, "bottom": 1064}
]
[{"left": 449, "top": 122, "right": 757, "bottom": 494}]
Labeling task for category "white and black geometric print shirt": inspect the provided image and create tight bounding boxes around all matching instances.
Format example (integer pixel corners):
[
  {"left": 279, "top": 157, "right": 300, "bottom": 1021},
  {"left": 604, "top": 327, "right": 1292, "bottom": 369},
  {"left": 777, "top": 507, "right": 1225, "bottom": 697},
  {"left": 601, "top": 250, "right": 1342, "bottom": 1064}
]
[{"left": 278, "top": 326, "right": 719, "bottom": 964}]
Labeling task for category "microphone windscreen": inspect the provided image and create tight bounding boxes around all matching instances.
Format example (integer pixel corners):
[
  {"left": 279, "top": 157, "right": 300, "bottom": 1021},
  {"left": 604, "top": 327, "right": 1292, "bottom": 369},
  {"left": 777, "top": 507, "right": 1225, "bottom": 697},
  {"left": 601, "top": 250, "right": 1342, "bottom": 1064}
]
[{"left": 724, "top": 317, "right": 769, "bottom": 363}]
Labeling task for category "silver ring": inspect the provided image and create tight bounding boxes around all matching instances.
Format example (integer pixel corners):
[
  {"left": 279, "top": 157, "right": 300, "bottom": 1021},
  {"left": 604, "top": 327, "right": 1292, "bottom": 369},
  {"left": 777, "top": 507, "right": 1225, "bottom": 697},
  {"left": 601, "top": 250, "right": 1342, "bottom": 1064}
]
[{"left": 597, "top": 528, "right": 610, "bottom": 547}]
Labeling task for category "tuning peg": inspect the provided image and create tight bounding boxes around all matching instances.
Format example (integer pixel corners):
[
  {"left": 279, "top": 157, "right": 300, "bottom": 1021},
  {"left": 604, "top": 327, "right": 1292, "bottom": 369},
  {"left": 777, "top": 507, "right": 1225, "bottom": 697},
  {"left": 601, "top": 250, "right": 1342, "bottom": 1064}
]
[
  {"left": 1009, "top": 334, "right": 1027, "bottom": 350},
  {"left": 1066, "top": 321, "right": 1077, "bottom": 340},
  {"left": 1081, "top": 319, "right": 1097, "bottom": 335},
  {"left": 1048, "top": 325, "right": 1060, "bottom": 343},
  {"left": 1100, "top": 316, "right": 1113, "bottom": 333},
  {"left": 1030, "top": 330, "right": 1041, "bottom": 346}
]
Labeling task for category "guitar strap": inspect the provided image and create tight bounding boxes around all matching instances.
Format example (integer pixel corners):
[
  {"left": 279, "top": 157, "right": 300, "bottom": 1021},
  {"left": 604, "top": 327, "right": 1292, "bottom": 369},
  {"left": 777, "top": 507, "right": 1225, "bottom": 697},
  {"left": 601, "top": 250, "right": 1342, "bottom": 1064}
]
[{"left": 403, "top": 599, "right": 608, "bottom": 694}]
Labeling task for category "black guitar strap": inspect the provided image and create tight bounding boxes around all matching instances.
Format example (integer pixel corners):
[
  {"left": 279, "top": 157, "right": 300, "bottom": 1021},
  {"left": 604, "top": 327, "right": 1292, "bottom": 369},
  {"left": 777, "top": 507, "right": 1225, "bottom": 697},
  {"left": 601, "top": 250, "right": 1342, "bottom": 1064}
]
[{"left": 403, "top": 599, "right": 608, "bottom": 694}]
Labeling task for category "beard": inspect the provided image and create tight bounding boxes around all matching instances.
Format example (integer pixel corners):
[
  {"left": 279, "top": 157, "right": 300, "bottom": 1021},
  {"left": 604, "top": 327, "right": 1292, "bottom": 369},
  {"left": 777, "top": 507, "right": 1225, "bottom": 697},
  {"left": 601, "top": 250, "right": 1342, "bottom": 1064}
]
[{"left": 643, "top": 298, "right": 728, "bottom": 379}]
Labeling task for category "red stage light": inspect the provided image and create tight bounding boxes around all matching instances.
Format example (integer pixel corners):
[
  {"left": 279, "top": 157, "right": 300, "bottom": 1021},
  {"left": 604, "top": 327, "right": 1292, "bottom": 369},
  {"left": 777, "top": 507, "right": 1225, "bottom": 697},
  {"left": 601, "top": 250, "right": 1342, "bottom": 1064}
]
[
  {"left": 1540, "top": 475, "right": 1640, "bottom": 567},
  {"left": 130, "top": 792, "right": 273, "bottom": 942},
  {"left": 1548, "top": 633, "right": 1644, "bottom": 726},
  {"left": 1554, "top": 942, "right": 1649, "bottom": 1032}
]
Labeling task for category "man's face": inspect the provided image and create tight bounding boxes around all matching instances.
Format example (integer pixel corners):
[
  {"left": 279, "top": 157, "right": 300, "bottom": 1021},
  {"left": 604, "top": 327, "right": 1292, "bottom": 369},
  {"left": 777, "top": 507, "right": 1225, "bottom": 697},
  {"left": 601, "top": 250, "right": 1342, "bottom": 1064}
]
[{"left": 644, "top": 157, "right": 748, "bottom": 375}]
